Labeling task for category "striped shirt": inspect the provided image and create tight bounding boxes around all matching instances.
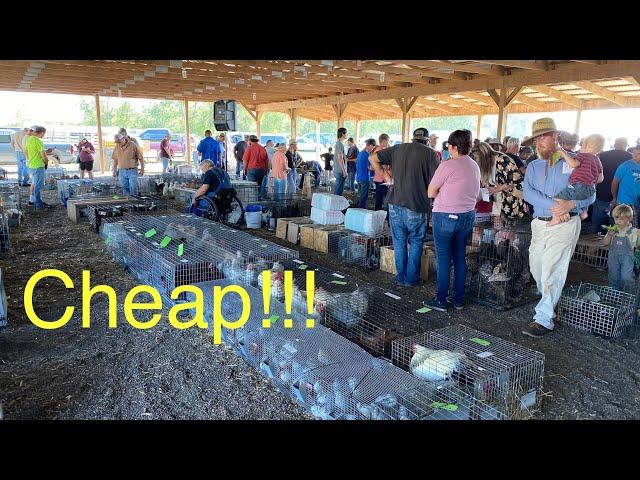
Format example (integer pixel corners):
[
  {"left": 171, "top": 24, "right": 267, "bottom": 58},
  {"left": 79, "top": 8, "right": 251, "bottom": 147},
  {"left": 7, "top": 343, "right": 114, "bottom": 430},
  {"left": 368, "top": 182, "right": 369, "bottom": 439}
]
[{"left": 568, "top": 153, "right": 602, "bottom": 186}]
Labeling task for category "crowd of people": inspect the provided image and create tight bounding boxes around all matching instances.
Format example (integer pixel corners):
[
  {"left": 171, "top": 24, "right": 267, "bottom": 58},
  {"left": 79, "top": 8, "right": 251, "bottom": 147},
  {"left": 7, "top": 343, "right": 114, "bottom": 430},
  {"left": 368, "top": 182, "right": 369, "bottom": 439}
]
[{"left": 10, "top": 119, "right": 640, "bottom": 340}]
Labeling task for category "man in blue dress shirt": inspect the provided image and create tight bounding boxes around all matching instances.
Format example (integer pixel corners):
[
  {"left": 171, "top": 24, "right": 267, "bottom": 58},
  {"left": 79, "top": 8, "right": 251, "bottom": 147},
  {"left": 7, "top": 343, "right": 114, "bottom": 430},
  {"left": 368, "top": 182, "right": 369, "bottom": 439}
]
[
  {"left": 197, "top": 130, "right": 220, "bottom": 166},
  {"left": 522, "top": 118, "right": 595, "bottom": 338}
]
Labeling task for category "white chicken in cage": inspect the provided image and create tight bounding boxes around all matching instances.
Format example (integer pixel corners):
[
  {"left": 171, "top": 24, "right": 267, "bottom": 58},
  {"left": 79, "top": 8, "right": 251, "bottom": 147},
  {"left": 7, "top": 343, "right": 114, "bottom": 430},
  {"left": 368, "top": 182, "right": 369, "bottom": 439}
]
[{"left": 409, "top": 344, "right": 469, "bottom": 382}]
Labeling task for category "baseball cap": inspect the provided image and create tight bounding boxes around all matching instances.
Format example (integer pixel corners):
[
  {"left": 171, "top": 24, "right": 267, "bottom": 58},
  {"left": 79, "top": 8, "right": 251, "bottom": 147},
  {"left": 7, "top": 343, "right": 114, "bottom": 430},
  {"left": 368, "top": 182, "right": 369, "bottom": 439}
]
[{"left": 413, "top": 127, "right": 429, "bottom": 138}]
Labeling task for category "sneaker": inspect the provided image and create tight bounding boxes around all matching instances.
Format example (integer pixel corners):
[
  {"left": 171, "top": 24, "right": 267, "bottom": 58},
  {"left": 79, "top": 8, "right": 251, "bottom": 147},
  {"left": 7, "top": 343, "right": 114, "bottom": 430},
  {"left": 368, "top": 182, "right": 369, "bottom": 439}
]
[
  {"left": 445, "top": 295, "right": 464, "bottom": 310},
  {"left": 522, "top": 321, "right": 552, "bottom": 338},
  {"left": 423, "top": 298, "right": 449, "bottom": 312},
  {"left": 28, "top": 201, "right": 34, "bottom": 206}
]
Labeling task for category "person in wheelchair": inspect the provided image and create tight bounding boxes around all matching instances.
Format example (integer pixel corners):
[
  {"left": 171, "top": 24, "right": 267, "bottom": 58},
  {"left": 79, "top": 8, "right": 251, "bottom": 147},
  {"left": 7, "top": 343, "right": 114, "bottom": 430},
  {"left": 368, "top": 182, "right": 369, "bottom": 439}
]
[{"left": 190, "top": 159, "right": 232, "bottom": 212}]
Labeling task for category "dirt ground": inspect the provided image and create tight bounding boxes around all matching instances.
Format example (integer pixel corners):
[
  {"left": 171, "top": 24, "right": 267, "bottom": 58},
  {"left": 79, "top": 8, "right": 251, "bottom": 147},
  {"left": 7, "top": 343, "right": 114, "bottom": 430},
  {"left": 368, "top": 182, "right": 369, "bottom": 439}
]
[{"left": 1, "top": 187, "right": 639, "bottom": 420}]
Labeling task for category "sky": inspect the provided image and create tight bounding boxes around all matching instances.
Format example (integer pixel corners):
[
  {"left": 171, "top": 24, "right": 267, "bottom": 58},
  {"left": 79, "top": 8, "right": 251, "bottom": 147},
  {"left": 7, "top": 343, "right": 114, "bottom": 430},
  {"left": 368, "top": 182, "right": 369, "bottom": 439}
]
[{"left": 1, "top": 91, "right": 639, "bottom": 144}]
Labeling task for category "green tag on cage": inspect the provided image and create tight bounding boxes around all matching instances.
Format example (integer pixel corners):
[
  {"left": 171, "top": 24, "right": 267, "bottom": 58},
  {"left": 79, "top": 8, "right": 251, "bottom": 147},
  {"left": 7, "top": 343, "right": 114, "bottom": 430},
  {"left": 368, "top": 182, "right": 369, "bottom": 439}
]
[
  {"left": 177, "top": 243, "right": 184, "bottom": 256},
  {"left": 431, "top": 402, "right": 458, "bottom": 412},
  {"left": 112, "top": 195, "right": 120, "bottom": 200},
  {"left": 298, "top": 264, "right": 308, "bottom": 270},
  {"left": 269, "top": 315, "right": 280, "bottom": 324},
  {"left": 261, "top": 244, "right": 268, "bottom": 248},
  {"left": 144, "top": 228, "right": 156, "bottom": 238},
  {"left": 470, "top": 338, "right": 490, "bottom": 347},
  {"left": 105, "top": 236, "right": 112, "bottom": 245},
  {"left": 159, "top": 236, "right": 171, "bottom": 248},
  {"left": 416, "top": 307, "right": 431, "bottom": 313},
  {"left": 331, "top": 280, "right": 347, "bottom": 285}
]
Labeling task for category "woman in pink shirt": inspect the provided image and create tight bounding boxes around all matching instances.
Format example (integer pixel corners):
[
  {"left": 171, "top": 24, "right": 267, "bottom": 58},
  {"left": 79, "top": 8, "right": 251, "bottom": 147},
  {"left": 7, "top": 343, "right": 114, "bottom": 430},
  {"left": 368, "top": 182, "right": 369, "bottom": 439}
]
[
  {"left": 425, "top": 129, "right": 481, "bottom": 312},
  {"left": 271, "top": 143, "right": 289, "bottom": 197}
]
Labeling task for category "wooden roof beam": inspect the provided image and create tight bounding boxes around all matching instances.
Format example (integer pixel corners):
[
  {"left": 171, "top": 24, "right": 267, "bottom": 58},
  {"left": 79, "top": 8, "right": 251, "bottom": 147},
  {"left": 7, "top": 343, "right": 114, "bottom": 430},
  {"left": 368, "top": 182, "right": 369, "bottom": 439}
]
[
  {"left": 527, "top": 84, "right": 583, "bottom": 108},
  {"left": 477, "top": 60, "right": 548, "bottom": 71},
  {"left": 570, "top": 80, "right": 626, "bottom": 106}
]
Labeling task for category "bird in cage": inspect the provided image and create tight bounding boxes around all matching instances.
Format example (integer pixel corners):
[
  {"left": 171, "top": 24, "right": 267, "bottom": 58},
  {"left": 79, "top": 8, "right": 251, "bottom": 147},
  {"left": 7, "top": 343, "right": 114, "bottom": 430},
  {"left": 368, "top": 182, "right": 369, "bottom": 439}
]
[{"left": 409, "top": 345, "right": 469, "bottom": 382}]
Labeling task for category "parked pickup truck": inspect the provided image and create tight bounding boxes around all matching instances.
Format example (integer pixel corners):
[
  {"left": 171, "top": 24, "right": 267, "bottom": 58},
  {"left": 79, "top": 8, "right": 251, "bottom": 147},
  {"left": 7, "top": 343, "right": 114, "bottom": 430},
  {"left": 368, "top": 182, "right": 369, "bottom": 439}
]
[{"left": 0, "top": 129, "right": 75, "bottom": 165}]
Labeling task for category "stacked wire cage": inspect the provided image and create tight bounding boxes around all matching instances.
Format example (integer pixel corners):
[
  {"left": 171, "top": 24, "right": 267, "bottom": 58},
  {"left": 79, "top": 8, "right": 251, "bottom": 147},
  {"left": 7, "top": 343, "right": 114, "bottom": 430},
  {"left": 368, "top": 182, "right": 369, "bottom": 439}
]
[
  {"left": 100, "top": 217, "right": 226, "bottom": 303},
  {"left": 44, "top": 167, "right": 67, "bottom": 179},
  {"left": 465, "top": 221, "right": 536, "bottom": 310},
  {"left": 230, "top": 180, "right": 260, "bottom": 204},
  {"left": 0, "top": 267, "right": 6, "bottom": 329},
  {"left": 571, "top": 234, "right": 609, "bottom": 269},
  {"left": 84, "top": 194, "right": 168, "bottom": 232},
  {"left": 58, "top": 178, "right": 120, "bottom": 206},
  {"left": 0, "top": 181, "right": 22, "bottom": 227},
  {"left": 392, "top": 325, "right": 545, "bottom": 419},
  {"left": 260, "top": 192, "right": 313, "bottom": 219},
  {"left": 330, "top": 227, "right": 393, "bottom": 269},
  {"left": 189, "top": 279, "right": 502, "bottom": 420},
  {"left": 557, "top": 282, "right": 636, "bottom": 337},
  {"left": 0, "top": 210, "right": 10, "bottom": 253}
]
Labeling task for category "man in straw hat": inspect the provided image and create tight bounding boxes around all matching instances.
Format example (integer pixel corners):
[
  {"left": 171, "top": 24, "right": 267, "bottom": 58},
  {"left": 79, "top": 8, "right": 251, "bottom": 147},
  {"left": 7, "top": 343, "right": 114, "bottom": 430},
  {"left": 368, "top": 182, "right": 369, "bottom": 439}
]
[{"left": 522, "top": 118, "right": 596, "bottom": 338}]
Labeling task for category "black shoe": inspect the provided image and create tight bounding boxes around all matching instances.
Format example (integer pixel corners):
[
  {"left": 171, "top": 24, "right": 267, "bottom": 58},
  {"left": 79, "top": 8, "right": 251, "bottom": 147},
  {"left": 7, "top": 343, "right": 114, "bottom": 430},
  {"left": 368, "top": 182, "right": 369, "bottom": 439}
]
[
  {"left": 423, "top": 298, "right": 449, "bottom": 312},
  {"left": 522, "top": 321, "right": 552, "bottom": 338},
  {"left": 28, "top": 201, "right": 34, "bottom": 206},
  {"left": 42, "top": 202, "right": 53, "bottom": 209},
  {"left": 446, "top": 295, "right": 464, "bottom": 310},
  {"left": 21, "top": 182, "right": 31, "bottom": 187}
]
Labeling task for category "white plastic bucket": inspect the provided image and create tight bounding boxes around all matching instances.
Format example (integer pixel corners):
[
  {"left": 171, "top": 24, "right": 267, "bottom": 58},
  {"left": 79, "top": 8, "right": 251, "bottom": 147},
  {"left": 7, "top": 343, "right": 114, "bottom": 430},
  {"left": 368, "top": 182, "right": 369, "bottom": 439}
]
[{"left": 245, "top": 204, "right": 263, "bottom": 229}]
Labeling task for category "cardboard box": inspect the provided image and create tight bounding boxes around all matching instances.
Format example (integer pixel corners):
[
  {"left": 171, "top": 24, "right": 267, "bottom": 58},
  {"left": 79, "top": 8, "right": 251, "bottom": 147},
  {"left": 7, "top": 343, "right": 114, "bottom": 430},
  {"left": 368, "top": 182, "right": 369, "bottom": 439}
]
[
  {"left": 286, "top": 218, "right": 314, "bottom": 244},
  {"left": 300, "top": 223, "right": 323, "bottom": 249},
  {"left": 313, "top": 225, "right": 344, "bottom": 254},
  {"left": 380, "top": 244, "right": 435, "bottom": 281}
]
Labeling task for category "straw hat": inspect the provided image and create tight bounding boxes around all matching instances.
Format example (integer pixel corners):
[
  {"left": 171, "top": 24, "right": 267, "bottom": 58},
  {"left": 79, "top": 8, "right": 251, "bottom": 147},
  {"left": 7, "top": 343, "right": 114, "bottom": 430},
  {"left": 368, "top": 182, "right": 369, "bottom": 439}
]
[{"left": 521, "top": 117, "right": 559, "bottom": 146}]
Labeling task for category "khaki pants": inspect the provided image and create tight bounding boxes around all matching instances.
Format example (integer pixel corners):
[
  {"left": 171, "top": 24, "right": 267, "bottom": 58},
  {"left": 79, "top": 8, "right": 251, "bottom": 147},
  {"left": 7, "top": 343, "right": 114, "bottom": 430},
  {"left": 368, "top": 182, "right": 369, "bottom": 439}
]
[{"left": 529, "top": 216, "right": 581, "bottom": 329}]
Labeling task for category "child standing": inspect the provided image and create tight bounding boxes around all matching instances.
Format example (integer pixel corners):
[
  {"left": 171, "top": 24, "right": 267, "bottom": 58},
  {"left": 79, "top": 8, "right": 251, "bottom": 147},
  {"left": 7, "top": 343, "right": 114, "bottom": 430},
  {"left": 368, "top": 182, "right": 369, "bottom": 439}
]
[
  {"left": 603, "top": 204, "right": 639, "bottom": 291},
  {"left": 547, "top": 133, "right": 605, "bottom": 226}
]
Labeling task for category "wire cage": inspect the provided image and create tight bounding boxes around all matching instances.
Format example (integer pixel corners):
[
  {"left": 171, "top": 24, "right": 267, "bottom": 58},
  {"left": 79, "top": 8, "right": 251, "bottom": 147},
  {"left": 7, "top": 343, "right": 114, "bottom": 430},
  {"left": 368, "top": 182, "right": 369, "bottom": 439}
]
[
  {"left": 143, "top": 213, "right": 299, "bottom": 263},
  {"left": 57, "top": 178, "right": 120, "bottom": 206},
  {"left": 230, "top": 180, "right": 260, "bottom": 204},
  {"left": 44, "top": 167, "right": 67, "bottom": 179},
  {"left": 465, "top": 223, "right": 537, "bottom": 310},
  {"left": 0, "top": 267, "right": 6, "bottom": 330},
  {"left": 0, "top": 212, "right": 10, "bottom": 254},
  {"left": 0, "top": 182, "right": 23, "bottom": 227},
  {"left": 392, "top": 325, "right": 545, "bottom": 419},
  {"left": 332, "top": 228, "right": 393, "bottom": 269},
  {"left": 100, "top": 218, "right": 226, "bottom": 303},
  {"left": 571, "top": 234, "right": 609, "bottom": 269},
  {"left": 260, "top": 193, "right": 313, "bottom": 219},
  {"left": 84, "top": 195, "right": 168, "bottom": 232},
  {"left": 557, "top": 282, "right": 636, "bottom": 338}
]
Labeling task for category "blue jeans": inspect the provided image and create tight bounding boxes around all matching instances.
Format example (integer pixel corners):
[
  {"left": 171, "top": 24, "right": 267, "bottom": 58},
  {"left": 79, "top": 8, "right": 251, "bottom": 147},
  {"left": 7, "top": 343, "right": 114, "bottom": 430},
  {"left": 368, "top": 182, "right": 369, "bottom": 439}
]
[
  {"left": 16, "top": 151, "right": 29, "bottom": 184},
  {"left": 432, "top": 210, "right": 476, "bottom": 304},
  {"left": 357, "top": 179, "right": 370, "bottom": 208},
  {"left": 591, "top": 199, "right": 612, "bottom": 235},
  {"left": 374, "top": 181, "right": 388, "bottom": 211},
  {"left": 273, "top": 178, "right": 287, "bottom": 199},
  {"left": 261, "top": 170, "right": 270, "bottom": 199},
  {"left": 161, "top": 156, "right": 170, "bottom": 172},
  {"left": 334, "top": 171, "right": 346, "bottom": 196},
  {"left": 287, "top": 167, "right": 297, "bottom": 198},
  {"left": 247, "top": 168, "right": 266, "bottom": 199},
  {"left": 119, "top": 168, "right": 139, "bottom": 196},
  {"left": 29, "top": 167, "right": 45, "bottom": 209},
  {"left": 388, "top": 204, "right": 427, "bottom": 285},
  {"left": 347, "top": 170, "right": 356, "bottom": 191}
]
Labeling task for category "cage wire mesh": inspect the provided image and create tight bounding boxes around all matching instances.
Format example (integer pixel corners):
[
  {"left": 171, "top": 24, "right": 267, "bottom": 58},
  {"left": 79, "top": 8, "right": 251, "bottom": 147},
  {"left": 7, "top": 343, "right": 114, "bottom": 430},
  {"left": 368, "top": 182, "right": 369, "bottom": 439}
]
[
  {"left": 84, "top": 195, "right": 168, "bottom": 232},
  {"left": 44, "top": 167, "right": 67, "bottom": 179},
  {"left": 0, "top": 182, "right": 23, "bottom": 227},
  {"left": 230, "top": 180, "right": 260, "bottom": 204},
  {"left": 391, "top": 325, "right": 545, "bottom": 419},
  {"left": 465, "top": 222, "right": 537, "bottom": 310},
  {"left": 57, "top": 178, "right": 120, "bottom": 206},
  {"left": 100, "top": 218, "right": 225, "bottom": 303},
  {"left": 0, "top": 268, "right": 6, "bottom": 329},
  {"left": 259, "top": 192, "right": 312, "bottom": 219},
  {"left": 0, "top": 212, "right": 11, "bottom": 253},
  {"left": 332, "top": 228, "right": 393, "bottom": 269},
  {"left": 571, "top": 234, "right": 609, "bottom": 269},
  {"left": 557, "top": 282, "right": 636, "bottom": 338},
  {"left": 141, "top": 213, "right": 299, "bottom": 264}
]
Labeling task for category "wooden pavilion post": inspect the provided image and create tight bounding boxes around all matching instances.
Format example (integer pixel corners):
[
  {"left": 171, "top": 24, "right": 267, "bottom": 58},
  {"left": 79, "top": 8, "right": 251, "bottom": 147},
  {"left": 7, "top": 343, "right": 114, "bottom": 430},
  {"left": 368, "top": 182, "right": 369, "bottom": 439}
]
[
  {"left": 95, "top": 94, "right": 105, "bottom": 174},
  {"left": 184, "top": 99, "right": 191, "bottom": 164}
]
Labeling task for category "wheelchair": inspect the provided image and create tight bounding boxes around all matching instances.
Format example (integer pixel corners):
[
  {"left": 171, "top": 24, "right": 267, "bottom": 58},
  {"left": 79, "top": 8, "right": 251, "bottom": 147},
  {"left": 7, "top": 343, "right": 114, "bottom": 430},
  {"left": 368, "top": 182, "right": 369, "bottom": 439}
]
[{"left": 191, "top": 187, "right": 245, "bottom": 228}]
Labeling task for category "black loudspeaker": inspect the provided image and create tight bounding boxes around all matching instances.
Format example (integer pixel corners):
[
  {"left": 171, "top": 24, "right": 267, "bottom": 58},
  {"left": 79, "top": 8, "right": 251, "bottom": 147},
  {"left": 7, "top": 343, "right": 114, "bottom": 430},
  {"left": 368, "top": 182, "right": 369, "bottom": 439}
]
[{"left": 214, "top": 100, "right": 236, "bottom": 131}]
